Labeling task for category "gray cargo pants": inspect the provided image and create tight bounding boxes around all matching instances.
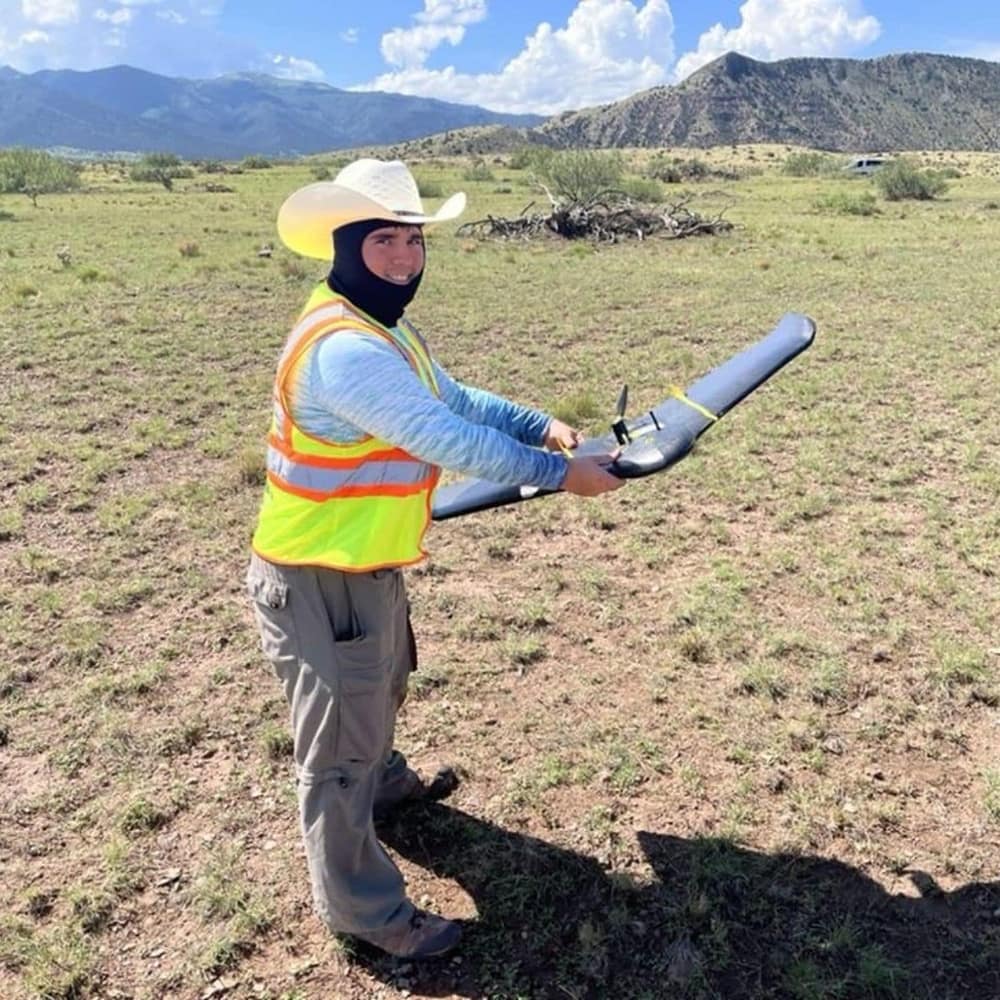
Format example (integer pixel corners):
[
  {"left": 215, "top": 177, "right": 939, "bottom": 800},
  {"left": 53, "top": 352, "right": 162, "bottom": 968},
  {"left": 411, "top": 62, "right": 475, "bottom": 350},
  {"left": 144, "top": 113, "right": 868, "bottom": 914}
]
[{"left": 246, "top": 552, "right": 418, "bottom": 936}]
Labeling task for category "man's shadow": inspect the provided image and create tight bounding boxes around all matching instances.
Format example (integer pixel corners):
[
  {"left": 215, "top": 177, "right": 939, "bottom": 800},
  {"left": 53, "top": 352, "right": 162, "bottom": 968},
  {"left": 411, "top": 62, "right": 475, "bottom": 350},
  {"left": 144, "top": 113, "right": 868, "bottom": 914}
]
[{"left": 354, "top": 802, "right": 1000, "bottom": 999}]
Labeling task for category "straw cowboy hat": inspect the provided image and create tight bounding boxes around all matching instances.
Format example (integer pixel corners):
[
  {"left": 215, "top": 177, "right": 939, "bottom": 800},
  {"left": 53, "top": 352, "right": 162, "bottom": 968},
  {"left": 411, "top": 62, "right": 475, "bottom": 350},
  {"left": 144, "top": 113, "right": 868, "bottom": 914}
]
[{"left": 277, "top": 158, "right": 466, "bottom": 259}]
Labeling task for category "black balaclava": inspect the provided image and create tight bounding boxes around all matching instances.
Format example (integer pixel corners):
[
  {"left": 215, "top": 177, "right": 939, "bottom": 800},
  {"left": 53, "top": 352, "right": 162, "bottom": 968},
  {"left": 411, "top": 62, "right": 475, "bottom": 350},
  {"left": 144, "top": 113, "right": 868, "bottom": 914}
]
[{"left": 327, "top": 218, "right": 424, "bottom": 329}]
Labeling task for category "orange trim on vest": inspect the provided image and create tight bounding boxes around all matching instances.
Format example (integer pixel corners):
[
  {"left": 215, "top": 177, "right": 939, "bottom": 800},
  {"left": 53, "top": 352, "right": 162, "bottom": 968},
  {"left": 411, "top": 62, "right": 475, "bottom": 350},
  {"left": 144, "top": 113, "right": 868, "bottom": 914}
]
[
  {"left": 250, "top": 544, "right": 429, "bottom": 574},
  {"left": 266, "top": 432, "right": 415, "bottom": 468},
  {"left": 266, "top": 470, "right": 438, "bottom": 503}
]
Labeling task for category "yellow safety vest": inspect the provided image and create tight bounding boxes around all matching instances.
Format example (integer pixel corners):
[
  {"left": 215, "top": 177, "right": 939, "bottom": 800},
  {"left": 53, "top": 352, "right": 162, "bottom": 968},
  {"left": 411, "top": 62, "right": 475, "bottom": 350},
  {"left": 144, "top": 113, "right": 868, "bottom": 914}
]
[{"left": 251, "top": 284, "right": 441, "bottom": 571}]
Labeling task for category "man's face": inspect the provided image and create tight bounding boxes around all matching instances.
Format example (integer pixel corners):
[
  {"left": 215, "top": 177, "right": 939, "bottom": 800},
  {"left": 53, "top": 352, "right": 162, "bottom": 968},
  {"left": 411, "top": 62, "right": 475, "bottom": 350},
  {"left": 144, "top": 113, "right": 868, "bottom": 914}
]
[{"left": 360, "top": 224, "right": 425, "bottom": 285}]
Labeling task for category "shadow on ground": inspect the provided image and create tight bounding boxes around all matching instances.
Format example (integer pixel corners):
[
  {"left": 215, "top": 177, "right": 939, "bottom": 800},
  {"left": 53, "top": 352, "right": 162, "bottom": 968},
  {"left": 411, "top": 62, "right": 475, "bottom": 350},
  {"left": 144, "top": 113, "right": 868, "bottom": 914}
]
[{"left": 352, "top": 803, "right": 1000, "bottom": 999}]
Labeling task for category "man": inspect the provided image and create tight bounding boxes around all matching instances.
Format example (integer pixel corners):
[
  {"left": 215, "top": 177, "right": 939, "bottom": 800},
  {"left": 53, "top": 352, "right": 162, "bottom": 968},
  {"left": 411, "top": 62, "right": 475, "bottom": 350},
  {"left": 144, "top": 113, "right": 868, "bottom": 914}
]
[{"left": 247, "top": 159, "right": 623, "bottom": 958}]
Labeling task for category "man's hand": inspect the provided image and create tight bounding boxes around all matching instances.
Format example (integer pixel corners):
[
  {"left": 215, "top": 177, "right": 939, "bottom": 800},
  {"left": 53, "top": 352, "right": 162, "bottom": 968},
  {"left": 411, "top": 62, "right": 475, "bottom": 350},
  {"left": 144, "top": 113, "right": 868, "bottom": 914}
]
[
  {"left": 545, "top": 419, "right": 623, "bottom": 496},
  {"left": 543, "top": 418, "right": 584, "bottom": 453},
  {"left": 562, "top": 452, "right": 624, "bottom": 497}
]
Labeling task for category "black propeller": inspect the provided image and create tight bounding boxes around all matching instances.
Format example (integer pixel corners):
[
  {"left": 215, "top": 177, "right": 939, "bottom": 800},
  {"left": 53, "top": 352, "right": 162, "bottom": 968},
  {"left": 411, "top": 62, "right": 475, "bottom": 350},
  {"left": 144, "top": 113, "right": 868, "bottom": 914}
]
[{"left": 612, "top": 384, "right": 630, "bottom": 445}]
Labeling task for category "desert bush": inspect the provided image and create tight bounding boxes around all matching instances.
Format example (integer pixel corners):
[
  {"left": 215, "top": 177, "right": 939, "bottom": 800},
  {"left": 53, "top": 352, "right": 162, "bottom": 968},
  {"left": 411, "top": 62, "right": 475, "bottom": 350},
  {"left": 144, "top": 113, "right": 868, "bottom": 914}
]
[
  {"left": 415, "top": 176, "right": 443, "bottom": 198},
  {"left": 620, "top": 175, "right": 664, "bottom": 203},
  {"left": 311, "top": 165, "right": 332, "bottom": 181},
  {"left": 509, "top": 145, "right": 555, "bottom": 172},
  {"left": 646, "top": 154, "right": 707, "bottom": 183},
  {"left": 130, "top": 152, "right": 192, "bottom": 191},
  {"left": 0, "top": 147, "right": 81, "bottom": 205},
  {"left": 815, "top": 191, "right": 879, "bottom": 216},
  {"left": 461, "top": 160, "right": 495, "bottom": 182},
  {"left": 782, "top": 151, "right": 837, "bottom": 176},
  {"left": 644, "top": 154, "right": 740, "bottom": 184},
  {"left": 874, "top": 160, "right": 948, "bottom": 201},
  {"left": 535, "top": 149, "right": 624, "bottom": 205},
  {"left": 240, "top": 155, "right": 272, "bottom": 170}
]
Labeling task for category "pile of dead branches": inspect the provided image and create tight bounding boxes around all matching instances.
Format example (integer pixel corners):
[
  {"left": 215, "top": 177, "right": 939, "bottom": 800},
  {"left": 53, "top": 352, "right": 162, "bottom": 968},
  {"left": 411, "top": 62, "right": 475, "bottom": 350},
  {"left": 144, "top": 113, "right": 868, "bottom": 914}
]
[{"left": 456, "top": 189, "right": 734, "bottom": 244}]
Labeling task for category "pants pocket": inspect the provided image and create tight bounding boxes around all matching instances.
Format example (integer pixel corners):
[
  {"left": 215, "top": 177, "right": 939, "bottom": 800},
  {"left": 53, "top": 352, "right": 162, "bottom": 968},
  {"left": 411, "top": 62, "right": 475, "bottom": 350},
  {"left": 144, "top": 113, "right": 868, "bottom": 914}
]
[
  {"left": 333, "top": 635, "right": 391, "bottom": 766},
  {"left": 246, "top": 569, "right": 298, "bottom": 677}
]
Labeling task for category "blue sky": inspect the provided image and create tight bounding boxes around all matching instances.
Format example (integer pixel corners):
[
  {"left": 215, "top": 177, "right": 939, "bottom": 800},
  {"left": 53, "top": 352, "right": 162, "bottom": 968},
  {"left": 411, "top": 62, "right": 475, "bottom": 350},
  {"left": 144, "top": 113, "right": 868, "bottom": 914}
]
[{"left": 2, "top": 1, "right": 998, "bottom": 114}]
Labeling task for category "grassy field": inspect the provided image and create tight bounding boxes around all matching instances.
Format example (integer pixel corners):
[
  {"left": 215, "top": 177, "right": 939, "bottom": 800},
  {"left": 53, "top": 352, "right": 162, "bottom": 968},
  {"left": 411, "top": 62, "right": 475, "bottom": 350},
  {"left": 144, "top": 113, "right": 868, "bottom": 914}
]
[{"left": 1, "top": 147, "right": 998, "bottom": 1000}]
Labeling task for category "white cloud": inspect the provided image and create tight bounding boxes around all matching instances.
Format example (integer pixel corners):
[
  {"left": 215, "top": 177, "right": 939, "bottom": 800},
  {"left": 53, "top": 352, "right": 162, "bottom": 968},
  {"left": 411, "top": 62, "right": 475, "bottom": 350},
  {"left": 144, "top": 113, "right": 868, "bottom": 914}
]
[
  {"left": 959, "top": 41, "right": 1000, "bottom": 63},
  {"left": 360, "top": 0, "right": 675, "bottom": 114},
  {"left": 340, "top": 27, "right": 359, "bottom": 45},
  {"left": 22, "top": 0, "right": 79, "bottom": 25},
  {"left": 0, "top": 0, "right": 260, "bottom": 76},
  {"left": 674, "top": 0, "right": 880, "bottom": 81},
  {"left": 94, "top": 7, "right": 135, "bottom": 24},
  {"left": 380, "top": 0, "right": 487, "bottom": 69},
  {"left": 270, "top": 53, "right": 325, "bottom": 82},
  {"left": 19, "top": 29, "right": 51, "bottom": 44}
]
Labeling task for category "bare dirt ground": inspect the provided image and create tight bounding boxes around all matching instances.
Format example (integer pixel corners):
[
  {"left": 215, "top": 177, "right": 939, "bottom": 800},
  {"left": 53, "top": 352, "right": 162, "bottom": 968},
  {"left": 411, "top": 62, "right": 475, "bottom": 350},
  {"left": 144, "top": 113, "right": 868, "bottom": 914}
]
[{"left": 2, "top": 157, "right": 999, "bottom": 999}]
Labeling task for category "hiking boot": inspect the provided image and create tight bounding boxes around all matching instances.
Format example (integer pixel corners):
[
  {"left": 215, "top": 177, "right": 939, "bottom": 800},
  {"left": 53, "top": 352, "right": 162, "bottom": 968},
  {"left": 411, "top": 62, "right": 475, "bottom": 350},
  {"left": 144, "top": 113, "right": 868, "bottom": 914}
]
[
  {"left": 373, "top": 765, "right": 460, "bottom": 820},
  {"left": 356, "top": 908, "right": 462, "bottom": 959}
]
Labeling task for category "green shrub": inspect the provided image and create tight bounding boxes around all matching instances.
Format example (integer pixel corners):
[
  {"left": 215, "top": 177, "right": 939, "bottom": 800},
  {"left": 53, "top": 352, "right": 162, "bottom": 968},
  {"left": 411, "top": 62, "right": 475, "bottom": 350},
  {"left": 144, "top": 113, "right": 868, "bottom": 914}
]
[
  {"left": 645, "top": 154, "right": 697, "bottom": 183},
  {"left": 240, "top": 155, "right": 273, "bottom": 170},
  {"left": 620, "top": 175, "right": 664, "bottom": 203},
  {"left": 873, "top": 159, "right": 947, "bottom": 201},
  {"left": 509, "top": 145, "right": 555, "bottom": 172},
  {"left": 536, "top": 149, "right": 624, "bottom": 205},
  {"left": 814, "top": 191, "right": 879, "bottom": 216},
  {"left": 461, "top": 160, "right": 495, "bottom": 182},
  {"left": 415, "top": 176, "right": 443, "bottom": 198},
  {"left": 643, "top": 154, "right": 732, "bottom": 183},
  {"left": 130, "top": 152, "right": 191, "bottom": 191},
  {"left": 0, "top": 147, "right": 81, "bottom": 205},
  {"left": 782, "top": 151, "right": 836, "bottom": 177}
]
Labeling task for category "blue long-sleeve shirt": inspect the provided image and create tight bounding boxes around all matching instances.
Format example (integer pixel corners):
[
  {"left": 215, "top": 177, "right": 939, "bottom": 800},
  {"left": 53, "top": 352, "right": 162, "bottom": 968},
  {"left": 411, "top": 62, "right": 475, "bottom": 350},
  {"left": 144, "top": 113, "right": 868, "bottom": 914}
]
[{"left": 290, "top": 328, "right": 569, "bottom": 491}]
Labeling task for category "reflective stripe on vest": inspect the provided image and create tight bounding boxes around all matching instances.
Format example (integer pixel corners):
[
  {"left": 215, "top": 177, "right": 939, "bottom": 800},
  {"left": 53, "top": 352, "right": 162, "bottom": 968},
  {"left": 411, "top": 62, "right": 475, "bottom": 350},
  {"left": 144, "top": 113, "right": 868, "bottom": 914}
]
[
  {"left": 266, "top": 449, "right": 436, "bottom": 499},
  {"left": 251, "top": 286, "right": 441, "bottom": 571}
]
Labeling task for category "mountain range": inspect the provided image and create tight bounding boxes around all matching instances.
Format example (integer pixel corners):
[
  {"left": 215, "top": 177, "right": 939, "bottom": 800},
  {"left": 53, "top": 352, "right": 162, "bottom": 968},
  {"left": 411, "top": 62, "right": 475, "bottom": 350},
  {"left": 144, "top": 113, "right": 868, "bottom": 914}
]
[
  {"left": 2, "top": 52, "right": 999, "bottom": 158},
  {"left": 0, "top": 64, "right": 541, "bottom": 158},
  {"left": 538, "top": 51, "right": 1000, "bottom": 152}
]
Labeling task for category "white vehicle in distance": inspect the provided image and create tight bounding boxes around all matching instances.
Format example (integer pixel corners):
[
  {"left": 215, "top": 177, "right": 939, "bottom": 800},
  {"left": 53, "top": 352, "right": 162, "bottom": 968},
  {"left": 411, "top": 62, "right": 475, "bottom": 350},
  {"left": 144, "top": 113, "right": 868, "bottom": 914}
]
[{"left": 845, "top": 156, "right": 889, "bottom": 175}]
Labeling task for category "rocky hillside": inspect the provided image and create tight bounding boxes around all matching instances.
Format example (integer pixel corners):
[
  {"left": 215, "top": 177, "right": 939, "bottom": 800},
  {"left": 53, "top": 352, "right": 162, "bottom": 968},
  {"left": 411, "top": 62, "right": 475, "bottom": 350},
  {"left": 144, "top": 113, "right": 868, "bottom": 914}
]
[{"left": 538, "top": 52, "right": 1000, "bottom": 152}]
